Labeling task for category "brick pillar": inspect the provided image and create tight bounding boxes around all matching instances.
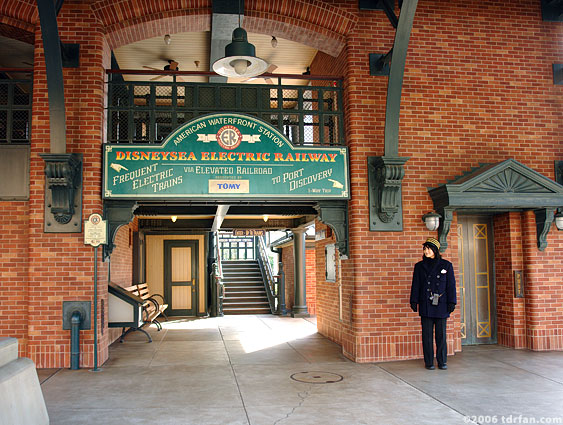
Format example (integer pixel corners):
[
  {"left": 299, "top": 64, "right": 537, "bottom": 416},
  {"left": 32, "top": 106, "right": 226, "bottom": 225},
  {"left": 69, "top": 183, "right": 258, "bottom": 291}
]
[{"left": 27, "top": 3, "right": 110, "bottom": 368}]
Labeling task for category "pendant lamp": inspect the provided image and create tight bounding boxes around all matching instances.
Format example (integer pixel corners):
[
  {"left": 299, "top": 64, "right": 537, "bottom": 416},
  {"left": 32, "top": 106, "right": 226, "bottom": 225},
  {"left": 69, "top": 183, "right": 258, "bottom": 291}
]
[{"left": 212, "top": 27, "right": 268, "bottom": 78}]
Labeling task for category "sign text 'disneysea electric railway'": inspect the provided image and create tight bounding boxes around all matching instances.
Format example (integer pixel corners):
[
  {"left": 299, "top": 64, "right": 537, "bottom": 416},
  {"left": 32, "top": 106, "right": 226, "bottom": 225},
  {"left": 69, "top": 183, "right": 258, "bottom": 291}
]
[{"left": 103, "top": 114, "right": 349, "bottom": 200}]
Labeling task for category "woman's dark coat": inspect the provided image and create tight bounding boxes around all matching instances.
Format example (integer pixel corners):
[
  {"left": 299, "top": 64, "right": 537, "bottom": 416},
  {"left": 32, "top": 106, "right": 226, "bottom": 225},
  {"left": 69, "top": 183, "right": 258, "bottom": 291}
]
[{"left": 410, "top": 258, "right": 457, "bottom": 319}]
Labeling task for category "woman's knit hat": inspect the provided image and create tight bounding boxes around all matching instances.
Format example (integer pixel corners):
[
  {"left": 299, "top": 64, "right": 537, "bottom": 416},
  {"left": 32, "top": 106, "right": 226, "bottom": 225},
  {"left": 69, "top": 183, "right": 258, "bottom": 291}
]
[{"left": 423, "top": 237, "right": 440, "bottom": 250}]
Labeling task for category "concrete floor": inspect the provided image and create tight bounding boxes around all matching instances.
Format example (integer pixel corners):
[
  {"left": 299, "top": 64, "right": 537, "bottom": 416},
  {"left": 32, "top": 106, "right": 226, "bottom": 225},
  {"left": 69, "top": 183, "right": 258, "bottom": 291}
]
[{"left": 39, "top": 315, "right": 563, "bottom": 425}]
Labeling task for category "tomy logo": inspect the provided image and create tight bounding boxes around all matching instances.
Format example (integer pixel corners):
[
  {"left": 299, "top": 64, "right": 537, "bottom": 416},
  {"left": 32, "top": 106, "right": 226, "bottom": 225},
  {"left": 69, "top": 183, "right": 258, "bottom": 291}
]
[
  {"left": 217, "top": 183, "right": 241, "bottom": 190},
  {"left": 208, "top": 179, "right": 249, "bottom": 194}
]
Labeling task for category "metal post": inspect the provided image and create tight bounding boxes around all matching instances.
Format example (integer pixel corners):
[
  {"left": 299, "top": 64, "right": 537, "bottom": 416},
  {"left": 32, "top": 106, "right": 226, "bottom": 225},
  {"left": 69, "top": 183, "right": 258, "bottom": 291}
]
[
  {"left": 291, "top": 229, "right": 309, "bottom": 317},
  {"left": 70, "top": 311, "right": 81, "bottom": 370},
  {"left": 278, "top": 262, "right": 286, "bottom": 315},
  {"left": 92, "top": 246, "right": 99, "bottom": 371}
]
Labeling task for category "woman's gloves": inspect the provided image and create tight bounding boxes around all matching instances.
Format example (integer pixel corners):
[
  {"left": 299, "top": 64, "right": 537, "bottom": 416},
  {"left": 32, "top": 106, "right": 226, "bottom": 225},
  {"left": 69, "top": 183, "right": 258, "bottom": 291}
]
[{"left": 410, "top": 302, "right": 417, "bottom": 312}]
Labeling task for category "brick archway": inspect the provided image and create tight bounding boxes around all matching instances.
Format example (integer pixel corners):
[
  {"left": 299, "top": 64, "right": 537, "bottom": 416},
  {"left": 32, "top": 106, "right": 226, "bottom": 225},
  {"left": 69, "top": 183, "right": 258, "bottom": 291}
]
[
  {"left": 93, "top": 0, "right": 357, "bottom": 57},
  {"left": 0, "top": 0, "right": 36, "bottom": 44}
]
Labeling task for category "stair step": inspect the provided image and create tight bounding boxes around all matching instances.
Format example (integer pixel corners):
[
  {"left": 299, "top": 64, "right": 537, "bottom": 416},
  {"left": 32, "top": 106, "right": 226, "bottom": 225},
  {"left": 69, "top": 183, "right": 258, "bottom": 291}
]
[
  {"left": 224, "top": 296, "right": 269, "bottom": 302},
  {"left": 224, "top": 289, "right": 265, "bottom": 294},
  {"left": 223, "top": 308, "right": 272, "bottom": 315},
  {"left": 223, "top": 282, "right": 264, "bottom": 287},
  {"left": 223, "top": 301, "right": 270, "bottom": 306},
  {"left": 224, "top": 274, "right": 261, "bottom": 278},
  {"left": 220, "top": 259, "right": 270, "bottom": 314}
]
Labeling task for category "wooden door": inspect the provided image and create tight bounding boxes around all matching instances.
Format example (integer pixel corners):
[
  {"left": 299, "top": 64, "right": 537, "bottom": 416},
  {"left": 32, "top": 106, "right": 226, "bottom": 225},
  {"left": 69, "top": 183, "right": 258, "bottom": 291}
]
[
  {"left": 458, "top": 215, "right": 497, "bottom": 345},
  {"left": 164, "top": 240, "right": 198, "bottom": 316}
]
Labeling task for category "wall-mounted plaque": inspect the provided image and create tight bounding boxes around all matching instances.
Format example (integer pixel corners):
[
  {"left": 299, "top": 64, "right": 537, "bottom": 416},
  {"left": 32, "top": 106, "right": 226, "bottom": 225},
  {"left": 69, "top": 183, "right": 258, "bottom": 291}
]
[{"left": 514, "top": 270, "right": 524, "bottom": 298}]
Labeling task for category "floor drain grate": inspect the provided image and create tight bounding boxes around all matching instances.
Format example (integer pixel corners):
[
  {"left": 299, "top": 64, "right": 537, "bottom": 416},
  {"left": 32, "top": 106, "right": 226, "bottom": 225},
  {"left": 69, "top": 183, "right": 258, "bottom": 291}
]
[{"left": 290, "top": 371, "right": 344, "bottom": 384}]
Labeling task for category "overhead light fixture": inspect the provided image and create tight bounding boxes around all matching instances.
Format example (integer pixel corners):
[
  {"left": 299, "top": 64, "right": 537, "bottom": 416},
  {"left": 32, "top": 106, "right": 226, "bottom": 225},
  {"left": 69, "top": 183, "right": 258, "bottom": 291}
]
[
  {"left": 164, "top": 34, "right": 171, "bottom": 45},
  {"left": 271, "top": 36, "right": 278, "bottom": 48},
  {"left": 263, "top": 215, "right": 269, "bottom": 222},
  {"left": 171, "top": 216, "right": 177, "bottom": 223},
  {"left": 422, "top": 211, "right": 441, "bottom": 231},
  {"left": 555, "top": 211, "right": 563, "bottom": 231},
  {"left": 212, "top": 7, "right": 268, "bottom": 79}
]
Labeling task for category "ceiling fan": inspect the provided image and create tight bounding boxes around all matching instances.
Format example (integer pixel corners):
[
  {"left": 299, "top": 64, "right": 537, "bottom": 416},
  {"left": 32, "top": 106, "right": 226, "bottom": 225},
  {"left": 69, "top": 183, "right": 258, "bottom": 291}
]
[
  {"left": 143, "top": 60, "right": 182, "bottom": 81},
  {"left": 241, "top": 63, "right": 278, "bottom": 84}
]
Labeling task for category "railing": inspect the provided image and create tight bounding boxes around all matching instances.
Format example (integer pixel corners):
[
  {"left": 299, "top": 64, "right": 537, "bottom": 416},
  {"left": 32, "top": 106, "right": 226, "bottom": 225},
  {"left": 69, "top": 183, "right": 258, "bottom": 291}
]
[
  {"left": 0, "top": 71, "right": 33, "bottom": 144},
  {"left": 219, "top": 234, "right": 255, "bottom": 260},
  {"left": 257, "top": 236, "right": 277, "bottom": 314},
  {"left": 106, "top": 69, "right": 344, "bottom": 147}
]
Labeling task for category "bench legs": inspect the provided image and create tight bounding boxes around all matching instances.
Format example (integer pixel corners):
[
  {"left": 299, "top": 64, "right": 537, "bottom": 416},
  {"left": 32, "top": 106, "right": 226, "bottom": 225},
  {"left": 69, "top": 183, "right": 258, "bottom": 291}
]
[
  {"left": 153, "top": 319, "right": 162, "bottom": 331},
  {"left": 120, "top": 327, "right": 153, "bottom": 343}
]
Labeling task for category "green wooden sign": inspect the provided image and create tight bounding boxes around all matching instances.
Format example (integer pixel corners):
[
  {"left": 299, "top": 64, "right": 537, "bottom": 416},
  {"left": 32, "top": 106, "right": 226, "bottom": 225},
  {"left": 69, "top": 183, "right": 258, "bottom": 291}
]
[{"left": 103, "top": 113, "right": 349, "bottom": 200}]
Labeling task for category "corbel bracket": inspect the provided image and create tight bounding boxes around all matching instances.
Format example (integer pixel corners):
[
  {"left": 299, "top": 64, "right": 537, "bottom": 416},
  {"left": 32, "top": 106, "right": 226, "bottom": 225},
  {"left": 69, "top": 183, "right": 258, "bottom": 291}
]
[
  {"left": 102, "top": 201, "right": 137, "bottom": 260},
  {"left": 541, "top": 0, "right": 563, "bottom": 21},
  {"left": 534, "top": 208, "right": 556, "bottom": 251},
  {"left": 436, "top": 207, "right": 454, "bottom": 253},
  {"left": 40, "top": 153, "right": 82, "bottom": 232},
  {"left": 316, "top": 201, "right": 349, "bottom": 259},
  {"left": 554, "top": 64, "right": 563, "bottom": 85},
  {"left": 368, "top": 156, "right": 408, "bottom": 231},
  {"left": 370, "top": 50, "right": 392, "bottom": 76}
]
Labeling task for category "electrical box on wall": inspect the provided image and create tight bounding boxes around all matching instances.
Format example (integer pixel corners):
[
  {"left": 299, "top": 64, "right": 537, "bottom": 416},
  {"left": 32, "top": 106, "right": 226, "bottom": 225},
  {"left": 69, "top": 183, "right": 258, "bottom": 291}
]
[{"left": 325, "top": 244, "right": 336, "bottom": 282}]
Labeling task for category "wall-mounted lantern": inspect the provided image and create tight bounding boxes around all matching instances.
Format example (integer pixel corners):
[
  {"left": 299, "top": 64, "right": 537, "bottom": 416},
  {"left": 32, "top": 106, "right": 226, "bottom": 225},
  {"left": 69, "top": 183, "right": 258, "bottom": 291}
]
[
  {"left": 555, "top": 211, "right": 563, "bottom": 231},
  {"left": 422, "top": 211, "right": 441, "bottom": 231}
]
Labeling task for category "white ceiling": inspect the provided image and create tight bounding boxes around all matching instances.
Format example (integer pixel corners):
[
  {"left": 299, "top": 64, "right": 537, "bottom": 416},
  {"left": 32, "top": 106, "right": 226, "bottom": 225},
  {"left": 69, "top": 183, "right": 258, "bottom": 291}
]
[{"left": 113, "top": 31, "right": 318, "bottom": 84}]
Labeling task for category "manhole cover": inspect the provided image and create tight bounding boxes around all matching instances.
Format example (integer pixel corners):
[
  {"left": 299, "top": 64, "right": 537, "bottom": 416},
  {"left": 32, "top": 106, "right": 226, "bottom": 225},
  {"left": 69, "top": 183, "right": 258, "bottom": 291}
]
[{"left": 290, "top": 371, "right": 344, "bottom": 384}]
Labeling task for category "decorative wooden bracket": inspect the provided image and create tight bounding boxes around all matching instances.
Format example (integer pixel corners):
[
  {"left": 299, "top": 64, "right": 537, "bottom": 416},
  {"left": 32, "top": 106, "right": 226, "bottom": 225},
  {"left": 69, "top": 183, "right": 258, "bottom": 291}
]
[
  {"left": 316, "top": 201, "right": 349, "bottom": 259},
  {"left": 436, "top": 207, "right": 454, "bottom": 253},
  {"left": 40, "top": 153, "right": 82, "bottom": 232},
  {"left": 368, "top": 156, "right": 408, "bottom": 231},
  {"left": 535, "top": 208, "right": 556, "bottom": 251},
  {"left": 102, "top": 201, "right": 137, "bottom": 260}
]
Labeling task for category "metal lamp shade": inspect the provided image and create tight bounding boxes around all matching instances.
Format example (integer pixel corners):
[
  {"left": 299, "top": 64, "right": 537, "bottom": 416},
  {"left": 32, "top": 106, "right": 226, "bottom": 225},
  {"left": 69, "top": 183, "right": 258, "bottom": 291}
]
[
  {"left": 213, "top": 27, "right": 268, "bottom": 78},
  {"left": 422, "top": 211, "right": 441, "bottom": 231}
]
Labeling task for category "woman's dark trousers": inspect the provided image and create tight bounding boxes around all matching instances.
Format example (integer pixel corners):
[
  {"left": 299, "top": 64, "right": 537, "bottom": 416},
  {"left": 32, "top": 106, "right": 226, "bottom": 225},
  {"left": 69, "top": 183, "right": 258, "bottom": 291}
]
[{"left": 421, "top": 316, "right": 447, "bottom": 367}]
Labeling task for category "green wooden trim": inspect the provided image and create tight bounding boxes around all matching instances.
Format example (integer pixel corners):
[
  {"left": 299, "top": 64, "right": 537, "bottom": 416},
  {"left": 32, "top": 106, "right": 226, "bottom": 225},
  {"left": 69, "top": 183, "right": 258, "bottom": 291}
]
[
  {"left": 535, "top": 208, "right": 556, "bottom": 251},
  {"left": 429, "top": 159, "right": 563, "bottom": 251},
  {"left": 36, "top": 0, "right": 67, "bottom": 153},
  {"left": 556, "top": 161, "right": 563, "bottom": 185},
  {"left": 384, "top": 0, "right": 418, "bottom": 157},
  {"left": 541, "top": 0, "right": 563, "bottom": 21},
  {"left": 316, "top": 200, "right": 349, "bottom": 259},
  {"left": 368, "top": 156, "right": 408, "bottom": 231},
  {"left": 102, "top": 200, "right": 137, "bottom": 260}
]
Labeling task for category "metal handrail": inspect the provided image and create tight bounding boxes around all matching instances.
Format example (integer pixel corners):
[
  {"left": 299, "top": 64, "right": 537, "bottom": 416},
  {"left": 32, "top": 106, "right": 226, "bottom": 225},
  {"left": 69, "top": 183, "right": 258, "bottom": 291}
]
[
  {"left": 257, "top": 236, "right": 277, "bottom": 314},
  {"left": 105, "top": 70, "right": 345, "bottom": 146}
]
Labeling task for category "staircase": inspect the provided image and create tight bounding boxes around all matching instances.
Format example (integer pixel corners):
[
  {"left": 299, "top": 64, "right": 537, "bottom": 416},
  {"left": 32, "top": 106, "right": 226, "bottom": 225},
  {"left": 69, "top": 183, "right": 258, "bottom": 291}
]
[{"left": 222, "top": 260, "right": 271, "bottom": 315}]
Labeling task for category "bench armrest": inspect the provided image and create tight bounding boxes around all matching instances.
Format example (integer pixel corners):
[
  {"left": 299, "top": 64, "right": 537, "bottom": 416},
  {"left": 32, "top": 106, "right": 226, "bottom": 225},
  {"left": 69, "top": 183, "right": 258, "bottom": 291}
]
[{"left": 150, "top": 293, "right": 165, "bottom": 305}]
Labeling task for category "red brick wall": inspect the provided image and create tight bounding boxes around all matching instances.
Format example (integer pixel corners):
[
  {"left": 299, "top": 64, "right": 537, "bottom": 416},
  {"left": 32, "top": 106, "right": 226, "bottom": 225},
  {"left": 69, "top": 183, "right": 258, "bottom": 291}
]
[
  {"left": 23, "top": 1, "right": 109, "bottom": 368},
  {"left": 312, "top": 0, "right": 562, "bottom": 362},
  {"left": 0, "top": 201, "right": 29, "bottom": 357},
  {"left": 305, "top": 248, "right": 317, "bottom": 314},
  {"left": 314, "top": 221, "right": 342, "bottom": 345},
  {"left": 282, "top": 246, "right": 295, "bottom": 311},
  {"left": 522, "top": 211, "right": 563, "bottom": 350},
  {"left": 1, "top": 0, "right": 561, "bottom": 367},
  {"left": 494, "top": 212, "right": 527, "bottom": 349},
  {"left": 110, "top": 223, "right": 136, "bottom": 288}
]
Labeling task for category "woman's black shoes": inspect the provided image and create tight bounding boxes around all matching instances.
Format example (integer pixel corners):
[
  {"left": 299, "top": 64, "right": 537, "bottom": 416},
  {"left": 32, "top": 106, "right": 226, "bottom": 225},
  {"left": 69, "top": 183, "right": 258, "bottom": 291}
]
[{"left": 425, "top": 364, "right": 435, "bottom": 370}]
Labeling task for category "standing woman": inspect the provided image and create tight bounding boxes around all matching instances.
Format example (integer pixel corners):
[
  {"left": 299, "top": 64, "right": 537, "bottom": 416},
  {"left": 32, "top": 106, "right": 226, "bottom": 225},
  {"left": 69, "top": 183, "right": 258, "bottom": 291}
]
[{"left": 410, "top": 237, "right": 456, "bottom": 370}]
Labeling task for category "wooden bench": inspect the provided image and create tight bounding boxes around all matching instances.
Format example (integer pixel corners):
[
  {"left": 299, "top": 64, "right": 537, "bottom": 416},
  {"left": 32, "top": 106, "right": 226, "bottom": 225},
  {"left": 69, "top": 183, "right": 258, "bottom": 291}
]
[{"left": 119, "top": 283, "right": 168, "bottom": 342}]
